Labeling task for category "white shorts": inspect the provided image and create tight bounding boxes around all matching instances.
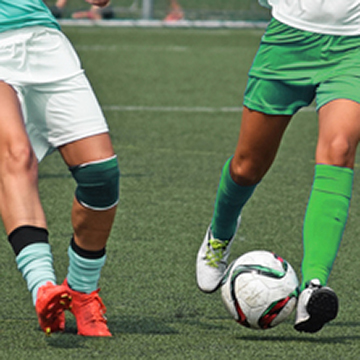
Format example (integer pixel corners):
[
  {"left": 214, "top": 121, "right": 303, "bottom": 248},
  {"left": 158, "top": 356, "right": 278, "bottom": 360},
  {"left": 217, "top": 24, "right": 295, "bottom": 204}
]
[{"left": 0, "top": 26, "right": 109, "bottom": 161}]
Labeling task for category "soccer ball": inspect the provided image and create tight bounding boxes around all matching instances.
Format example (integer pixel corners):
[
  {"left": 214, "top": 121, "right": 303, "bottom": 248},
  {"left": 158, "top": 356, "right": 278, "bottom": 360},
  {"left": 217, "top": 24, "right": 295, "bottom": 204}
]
[{"left": 221, "top": 250, "right": 299, "bottom": 330}]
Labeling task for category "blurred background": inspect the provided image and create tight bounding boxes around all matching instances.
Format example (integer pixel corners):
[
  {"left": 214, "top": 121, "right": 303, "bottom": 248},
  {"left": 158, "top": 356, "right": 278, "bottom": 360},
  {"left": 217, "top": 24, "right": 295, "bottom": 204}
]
[{"left": 44, "top": 0, "right": 271, "bottom": 22}]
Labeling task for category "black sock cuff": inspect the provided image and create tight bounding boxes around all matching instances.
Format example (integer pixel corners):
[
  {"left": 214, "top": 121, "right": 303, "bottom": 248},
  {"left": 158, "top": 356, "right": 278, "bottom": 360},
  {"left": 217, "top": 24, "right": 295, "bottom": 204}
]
[
  {"left": 8, "top": 226, "right": 49, "bottom": 256},
  {"left": 70, "top": 237, "right": 106, "bottom": 259}
]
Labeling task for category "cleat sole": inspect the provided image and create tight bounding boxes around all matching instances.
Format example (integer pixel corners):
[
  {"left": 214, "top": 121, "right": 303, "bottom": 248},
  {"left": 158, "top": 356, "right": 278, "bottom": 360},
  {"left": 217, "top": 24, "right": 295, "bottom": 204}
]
[{"left": 295, "top": 287, "right": 338, "bottom": 333}]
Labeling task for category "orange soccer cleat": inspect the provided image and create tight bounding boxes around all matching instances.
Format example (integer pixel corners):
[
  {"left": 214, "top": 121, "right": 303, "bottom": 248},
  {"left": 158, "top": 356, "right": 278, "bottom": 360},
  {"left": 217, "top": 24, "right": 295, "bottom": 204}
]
[
  {"left": 35, "top": 282, "right": 72, "bottom": 335},
  {"left": 62, "top": 278, "right": 112, "bottom": 337}
]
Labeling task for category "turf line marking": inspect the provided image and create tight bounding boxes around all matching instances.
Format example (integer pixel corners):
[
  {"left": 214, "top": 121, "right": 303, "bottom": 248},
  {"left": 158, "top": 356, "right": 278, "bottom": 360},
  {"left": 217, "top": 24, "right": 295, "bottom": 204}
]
[
  {"left": 76, "top": 45, "right": 189, "bottom": 52},
  {"left": 59, "top": 19, "right": 269, "bottom": 29},
  {"left": 76, "top": 45, "right": 246, "bottom": 54},
  {"left": 102, "top": 105, "right": 316, "bottom": 113}
]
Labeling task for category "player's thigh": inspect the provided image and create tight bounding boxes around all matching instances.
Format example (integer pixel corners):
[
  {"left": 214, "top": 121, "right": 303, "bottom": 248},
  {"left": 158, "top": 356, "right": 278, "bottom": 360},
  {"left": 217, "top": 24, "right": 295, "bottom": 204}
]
[
  {"left": 317, "top": 99, "right": 360, "bottom": 168},
  {"left": 59, "top": 132, "right": 115, "bottom": 167},
  {"left": 240, "top": 73, "right": 313, "bottom": 185},
  {"left": 232, "top": 107, "right": 291, "bottom": 185},
  {"left": 0, "top": 82, "right": 32, "bottom": 157}
]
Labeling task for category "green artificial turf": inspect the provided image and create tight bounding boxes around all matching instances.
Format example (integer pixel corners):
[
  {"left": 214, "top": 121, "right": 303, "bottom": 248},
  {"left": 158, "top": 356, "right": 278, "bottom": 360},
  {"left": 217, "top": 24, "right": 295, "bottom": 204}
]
[{"left": 0, "top": 26, "right": 360, "bottom": 360}]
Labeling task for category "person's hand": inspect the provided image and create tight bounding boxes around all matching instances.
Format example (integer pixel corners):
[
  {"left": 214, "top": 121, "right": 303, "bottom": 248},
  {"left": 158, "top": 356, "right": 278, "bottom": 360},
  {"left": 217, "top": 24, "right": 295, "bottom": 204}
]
[{"left": 85, "top": 0, "right": 110, "bottom": 7}]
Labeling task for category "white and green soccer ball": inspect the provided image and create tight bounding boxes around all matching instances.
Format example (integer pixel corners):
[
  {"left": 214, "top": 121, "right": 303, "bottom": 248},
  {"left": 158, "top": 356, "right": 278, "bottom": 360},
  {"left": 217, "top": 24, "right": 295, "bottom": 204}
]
[{"left": 221, "top": 250, "right": 299, "bottom": 330}]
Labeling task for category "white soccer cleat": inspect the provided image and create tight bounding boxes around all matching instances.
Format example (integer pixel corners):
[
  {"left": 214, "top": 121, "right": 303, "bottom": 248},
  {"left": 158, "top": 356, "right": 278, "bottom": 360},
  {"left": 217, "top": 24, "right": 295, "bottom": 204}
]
[
  {"left": 294, "top": 278, "right": 338, "bottom": 333},
  {"left": 196, "top": 217, "right": 241, "bottom": 293}
]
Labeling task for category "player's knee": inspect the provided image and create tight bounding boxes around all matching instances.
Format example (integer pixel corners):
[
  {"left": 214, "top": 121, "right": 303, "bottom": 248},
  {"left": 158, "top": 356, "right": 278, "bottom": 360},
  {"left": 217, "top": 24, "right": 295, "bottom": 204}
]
[
  {"left": 231, "top": 158, "right": 265, "bottom": 186},
  {"left": 318, "top": 137, "right": 354, "bottom": 167},
  {"left": 331, "top": 137, "right": 353, "bottom": 165},
  {"left": 70, "top": 155, "right": 120, "bottom": 210},
  {"left": 1, "top": 143, "right": 37, "bottom": 178}
]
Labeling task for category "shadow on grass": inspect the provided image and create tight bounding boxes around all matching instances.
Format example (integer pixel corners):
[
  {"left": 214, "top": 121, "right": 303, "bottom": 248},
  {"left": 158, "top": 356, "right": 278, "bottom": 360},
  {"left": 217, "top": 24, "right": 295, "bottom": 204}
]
[
  {"left": 236, "top": 321, "right": 360, "bottom": 344},
  {"left": 47, "top": 314, "right": 231, "bottom": 349},
  {"left": 237, "top": 334, "right": 360, "bottom": 344},
  {"left": 46, "top": 316, "right": 360, "bottom": 349},
  {"left": 47, "top": 315, "right": 178, "bottom": 349},
  {"left": 46, "top": 333, "right": 86, "bottom": 349},
  {"left": 39, "top": 172, "right": 151, "bottom": 180},
  {"left": 108, "top": 315, "right": 230, "bottom": 334},
  {"left": 107, "top": 315, "right": 178, "bottom": 335},
  {"left": 40, "top": 315, "right": 186, "bottom": 352}
]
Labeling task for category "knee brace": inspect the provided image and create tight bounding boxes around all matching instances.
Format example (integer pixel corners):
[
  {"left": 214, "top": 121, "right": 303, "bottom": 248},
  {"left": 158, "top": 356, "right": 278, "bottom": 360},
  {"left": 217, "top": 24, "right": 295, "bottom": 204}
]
[{"left": 70, "top": 155, "right": 120, "bottom": 210}]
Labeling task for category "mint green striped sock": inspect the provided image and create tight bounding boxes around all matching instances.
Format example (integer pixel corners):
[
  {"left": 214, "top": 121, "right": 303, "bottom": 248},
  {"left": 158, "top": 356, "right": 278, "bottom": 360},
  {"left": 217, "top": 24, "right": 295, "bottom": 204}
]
[
  {"left": 67, "top": 245, "right": 106, "bottom": 294},
  {"left": 301, "top": 164, "right": 353, "bottom": 289},
  {"left": 16, "top": 243, "right": 56, "bottom": 305}
]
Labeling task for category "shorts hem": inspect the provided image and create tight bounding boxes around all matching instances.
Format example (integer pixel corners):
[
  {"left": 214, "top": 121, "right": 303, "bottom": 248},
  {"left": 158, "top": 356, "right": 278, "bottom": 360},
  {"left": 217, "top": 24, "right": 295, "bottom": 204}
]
[
  {"left": 316, "top": 96, "right": 360, "bottom": 111},
  {"left": 243, "top": 99, "right": 298, "bottom": 116},
  {"left": 51, "top": 128, "right": 109, "bottom": 149}
]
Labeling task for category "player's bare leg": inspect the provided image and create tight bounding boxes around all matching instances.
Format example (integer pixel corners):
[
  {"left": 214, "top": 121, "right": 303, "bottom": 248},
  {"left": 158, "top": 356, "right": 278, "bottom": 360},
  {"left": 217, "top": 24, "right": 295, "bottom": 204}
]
[
  {"left": 231, "top": 107, "right": 291, "bottom": 185},
  {"left": 59, "top": 133, "right": 117, "bottom": 251},
  {"left": 316, "top": 99, "right": 360, "bottom": 168},
  {"left": 0, "top": 82, "right": 46, "bottom": 234},
  {"left": 0, "top": 82, "right": 70, "bottom": 334},
  {"left": 59, "top": 133, "right": 119, "bottom": 336}
]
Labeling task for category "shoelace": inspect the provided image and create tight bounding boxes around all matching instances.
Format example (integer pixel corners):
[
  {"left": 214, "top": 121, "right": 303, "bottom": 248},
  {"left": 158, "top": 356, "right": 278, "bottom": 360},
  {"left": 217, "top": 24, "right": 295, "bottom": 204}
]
[
  {"left": 306, "top": 279, "right": 322, "bottom": 291},
  {"left": 79, "top": 290, "right": 108, "bottom": 324},
  {"left": 205, "top": 238, "right": 229, "bottom": 268}
]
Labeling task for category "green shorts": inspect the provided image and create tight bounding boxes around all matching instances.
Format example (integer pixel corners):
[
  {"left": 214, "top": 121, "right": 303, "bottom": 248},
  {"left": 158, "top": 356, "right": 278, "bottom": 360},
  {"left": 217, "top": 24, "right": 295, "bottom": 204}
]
[{"left": 243, "top": 19, "right": 360, "bottom": 115}]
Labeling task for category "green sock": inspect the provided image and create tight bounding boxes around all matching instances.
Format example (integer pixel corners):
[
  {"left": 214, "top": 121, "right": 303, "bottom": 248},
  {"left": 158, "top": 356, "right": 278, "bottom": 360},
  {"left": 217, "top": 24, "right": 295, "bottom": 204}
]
[
  {"left": 301, "top": 164, "right": 353, "bottom": 289},
  {"left": 211, "top": 157, "right": 257, "bottom": 240}
]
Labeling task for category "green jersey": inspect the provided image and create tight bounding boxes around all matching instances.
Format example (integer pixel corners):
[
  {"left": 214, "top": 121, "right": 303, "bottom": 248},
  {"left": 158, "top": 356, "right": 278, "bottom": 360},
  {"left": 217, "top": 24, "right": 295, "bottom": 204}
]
[{"left": 0, "top": 0, "right": 60, "bottom": 33}]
